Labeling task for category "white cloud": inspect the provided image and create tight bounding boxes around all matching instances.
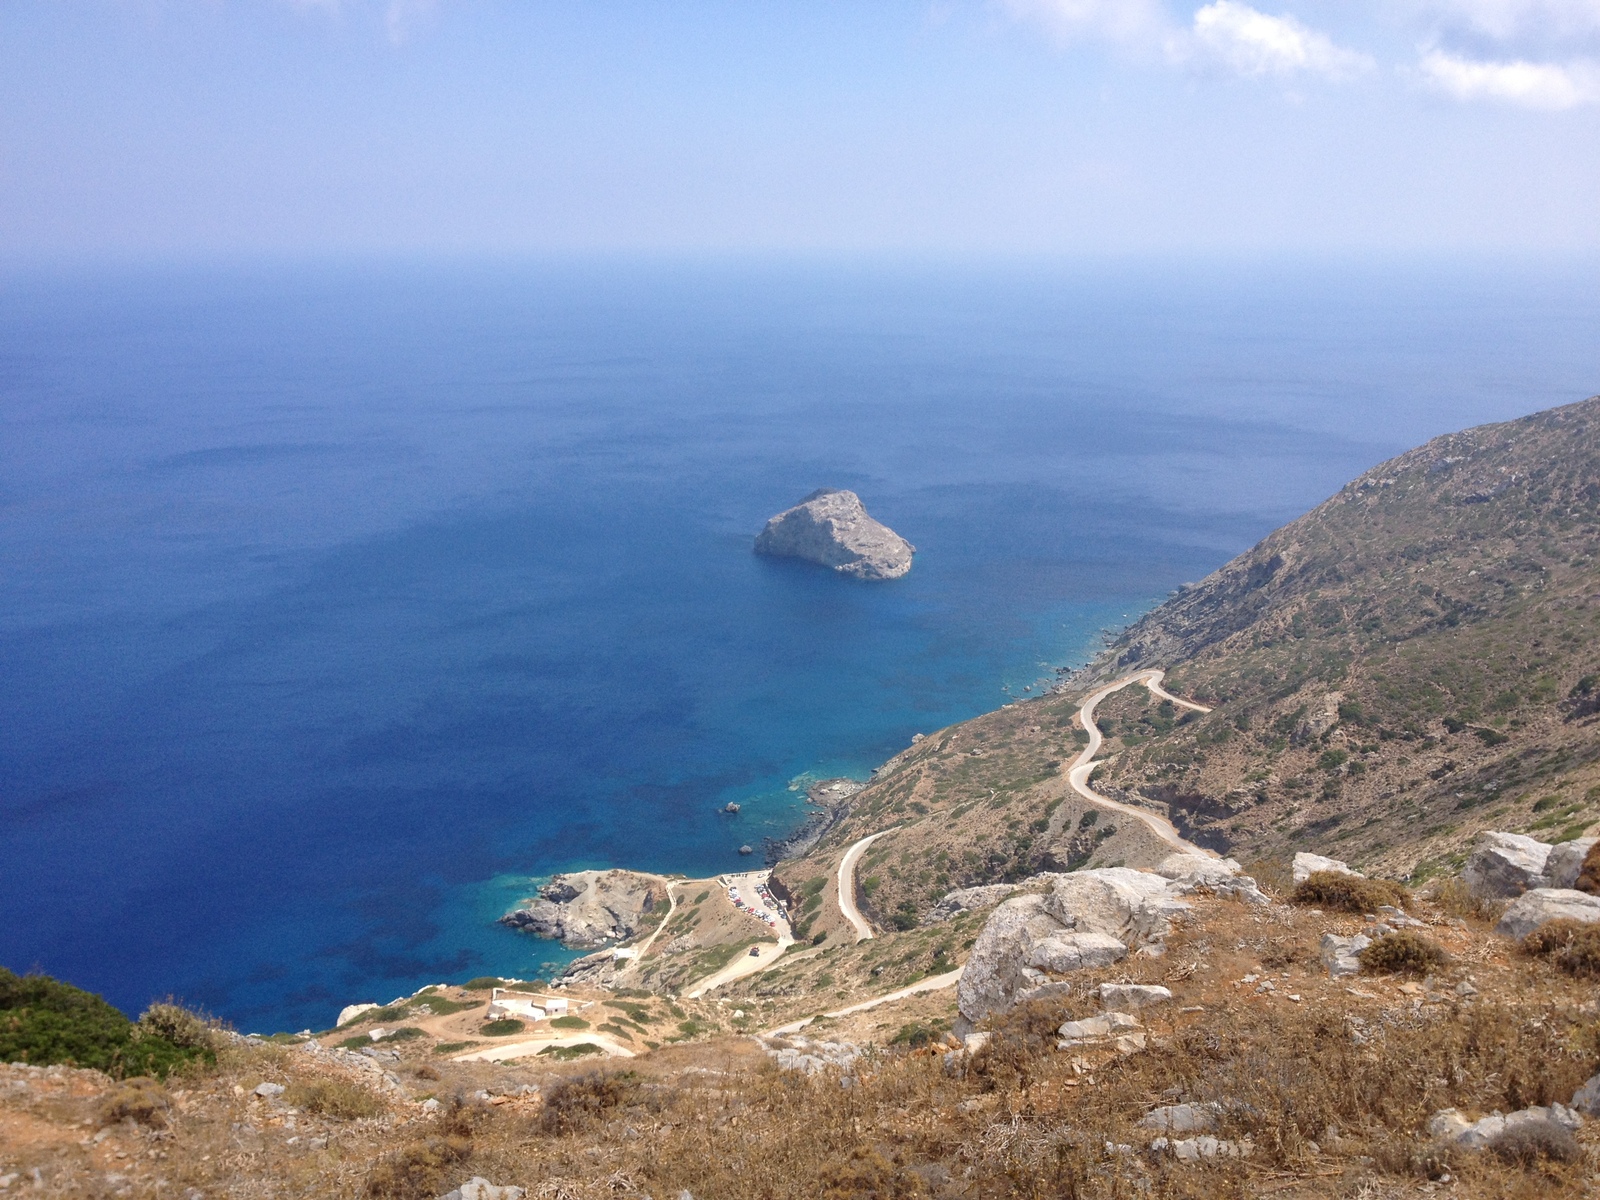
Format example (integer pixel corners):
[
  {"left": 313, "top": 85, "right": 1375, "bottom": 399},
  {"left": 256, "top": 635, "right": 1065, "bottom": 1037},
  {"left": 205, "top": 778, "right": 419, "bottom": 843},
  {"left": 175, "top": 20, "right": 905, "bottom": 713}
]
[
  {"left": 1191, "top": 2, "right": 1375, "bottom": 77},
  {"left": 1419, "top": 48, "right": 1600, "bottom": 105}
]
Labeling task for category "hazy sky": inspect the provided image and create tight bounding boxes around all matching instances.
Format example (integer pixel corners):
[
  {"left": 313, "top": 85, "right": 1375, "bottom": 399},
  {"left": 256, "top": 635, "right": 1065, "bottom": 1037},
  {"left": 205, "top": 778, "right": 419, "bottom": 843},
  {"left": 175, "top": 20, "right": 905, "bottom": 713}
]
[{"left": 3, "top": 1, "right": 1598, "bottom": 258}]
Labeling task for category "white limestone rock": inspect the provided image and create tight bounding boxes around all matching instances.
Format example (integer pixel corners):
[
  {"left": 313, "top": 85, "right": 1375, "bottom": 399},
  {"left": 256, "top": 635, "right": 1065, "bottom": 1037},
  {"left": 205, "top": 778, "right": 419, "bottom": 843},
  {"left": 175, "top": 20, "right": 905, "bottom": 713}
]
[
  {"left": 1571, "top": 1072, "right": 1600, "bottom": 1118},
  {"left": 1494, "top": 887, "right": 1600, "bottom": 941},
  {"left": 923, "top": 883, "right": 1021, "bottom": 925},
  {"left": 1464, "top": 832, "right": 1553, "bottom": 899},
  {"left": 1292, "top": 853, "right": 1361, "bottom": 885},
  {"left": 438, "top": 1180, "right": 527, "bottom": 1200},
  {"left": 1546, "top": 838, "right": 1599, "bottom": 889},
  {"left": 1158, "top": 854, "right": 1270, "bottom": 906},
  {"left": 754, "top": 489, "right": 914, "bottom": 581},
  {"left": 1098, "top": 983, "right": 1173, "bottom": 1010},
  {"left": 1140, "top": 1103, "right": 1219, "bottom": 1134},
  {"left": 1426, "top": 1103, "right": 1583, "bottom": 1150},
  {"left": 1319, "top": 932, "right": 1371, "bottom": 978},
  {"left": 336, "top": 1002, "right": 379, "bottom": 1027}
]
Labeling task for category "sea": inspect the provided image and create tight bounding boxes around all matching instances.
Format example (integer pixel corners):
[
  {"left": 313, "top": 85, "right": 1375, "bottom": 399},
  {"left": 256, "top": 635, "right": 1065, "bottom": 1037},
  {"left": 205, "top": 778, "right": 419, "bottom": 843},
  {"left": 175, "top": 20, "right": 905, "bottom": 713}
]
[{"left": 1, "top": 257, "right": 1595, "bottom": 1033}]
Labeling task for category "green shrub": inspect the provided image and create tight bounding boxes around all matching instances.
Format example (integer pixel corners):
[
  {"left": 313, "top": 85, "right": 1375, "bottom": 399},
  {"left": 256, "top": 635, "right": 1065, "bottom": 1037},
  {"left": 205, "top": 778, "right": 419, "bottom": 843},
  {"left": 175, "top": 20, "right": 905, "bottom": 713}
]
[
  {"left": 480, "top": 1019, "right": 525, "bottom": 1036},
  {"left": 549, "top": 1015, "right": 589, "bottom": 1030},
  {"left": 1521, "top": 919, "right": 1600, "bottom": 979},
  {"left": 432, "top": 1041, "right": 475, "bottom": 1055},
  {"left": 1291, "top": 871, "right": 1411, "bottom": 914},
  {"left": 1359, "top": 931, "right": 1449, "bottom": 976},
  {"left": 0, "top": 969, "right": 209, "bottom": 1078},
  {"left": 537, "top": 1043, "right": 604, "bottom": 1061},
  {"left": 461, "top": 977, "right": 503, "bottom": 992}
]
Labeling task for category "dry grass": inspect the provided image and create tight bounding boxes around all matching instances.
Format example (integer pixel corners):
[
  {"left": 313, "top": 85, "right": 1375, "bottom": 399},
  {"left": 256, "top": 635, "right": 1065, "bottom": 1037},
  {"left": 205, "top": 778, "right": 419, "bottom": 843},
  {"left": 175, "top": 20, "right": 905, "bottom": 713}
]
[
  {"left": 1520, "top": 919, "right": 1600, "bottom": 980},
  {"left": 95, "top": 1076, "right": 170, "bottom": 1127},
  {"left": 1358, "top": 930, "right": 1450, "bottom": 976},
  {"left": 283, "top": 1077, "right": 387, "bottom": 1119},
  {"left": 1290, "top": 871, "right": 1411, "bottom": 914},
  {"left": 1577, "top": 840, "right": 1600, "bottom": 896}
]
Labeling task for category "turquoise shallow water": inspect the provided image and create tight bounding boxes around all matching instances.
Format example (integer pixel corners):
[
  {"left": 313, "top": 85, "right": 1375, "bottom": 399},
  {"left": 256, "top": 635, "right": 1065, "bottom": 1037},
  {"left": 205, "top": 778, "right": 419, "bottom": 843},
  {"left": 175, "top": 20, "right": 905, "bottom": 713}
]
[{"left": 1, "top": 258, "right": 1595, "bottom": 1030}]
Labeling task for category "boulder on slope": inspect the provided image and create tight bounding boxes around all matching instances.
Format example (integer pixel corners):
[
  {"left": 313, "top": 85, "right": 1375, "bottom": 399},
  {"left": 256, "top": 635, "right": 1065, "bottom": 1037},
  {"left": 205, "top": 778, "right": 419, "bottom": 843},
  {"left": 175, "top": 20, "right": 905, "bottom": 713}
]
[
  {"left": 1464, "top": 832, "right": 1553, "bottom": 899},
  {"left": 1494, "top": 887, "right": 1600, "bottom": 941},
  {"left": 1292, "top": 852, "right": 1360, "bottom": 885},
  {"left": 1545, "top": 837, "right": 1598, "bottom": 890},
  {"left": 754, "top": 489, "right": 914, "bottom": 581}
]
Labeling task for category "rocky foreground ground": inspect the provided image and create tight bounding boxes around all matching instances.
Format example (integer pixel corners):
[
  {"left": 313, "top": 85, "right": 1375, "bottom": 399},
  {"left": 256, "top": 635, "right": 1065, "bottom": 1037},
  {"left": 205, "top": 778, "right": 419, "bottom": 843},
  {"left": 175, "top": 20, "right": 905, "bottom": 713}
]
[{"left": 4, "top": 832, "right": 1598, "bottom": 1200}]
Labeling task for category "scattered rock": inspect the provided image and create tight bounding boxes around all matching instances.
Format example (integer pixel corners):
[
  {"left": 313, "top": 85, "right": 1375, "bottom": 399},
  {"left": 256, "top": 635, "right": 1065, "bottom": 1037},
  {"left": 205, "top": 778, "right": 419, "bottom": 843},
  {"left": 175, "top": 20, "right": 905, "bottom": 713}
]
[
  {"left": 754, "top": 488, "right": 914, "bottom": 581},
  {"left": 253, "top": 1082, "right": 285, "bottom": 1098},
  {"left": 1319, "top": 932, "right": 1372, "bottom": 978},
  {"left": 923, "top": 883, "right": 1021, "bottom": 925},
  {"left": 738, "top": 845, "right": 753, "bottom": 856},
  {"left": 763, "top": 1037, "right": 860, "bottom": 1075},
  {"left": 1157, "top": 854, "right": 1268, "bottom": 906},
  {"left": 1139, "top": 1103, "right": 1219, "bottom": 1134},
  {"left": 1097, "top": 983, "right": 1172, "bottom": 1010},
  {"left": 1149, "top": 1135, "right": 1251, "bottom": 1160},
  {"left": 1292, "top": 852, "right": 1360, "bottom": 885},
  {"left": 1545, "top": 838, "right": 1599, "bottom": 889},
  {"left": 1464, "top": 832, "right": 1553, "bottom": 899},
  {"left": 1426, "top": 1103, "right": 1583, "bottom": 1149},
  {"left": 437, "top": 1179, "right": 527, "bottom": 1200},
  {"left": 1058, "top": 1012, "right": 1145, "bottom": 1053},
  {"left": 421, "top": 1098, "right": 442, "bottom": 1114},
  {"left": 1571, "top": 1073, "right": 1600, "bottom": 1117},
  {"left": 1494, "top": 887, "right": 1600, "bottom": 940}
]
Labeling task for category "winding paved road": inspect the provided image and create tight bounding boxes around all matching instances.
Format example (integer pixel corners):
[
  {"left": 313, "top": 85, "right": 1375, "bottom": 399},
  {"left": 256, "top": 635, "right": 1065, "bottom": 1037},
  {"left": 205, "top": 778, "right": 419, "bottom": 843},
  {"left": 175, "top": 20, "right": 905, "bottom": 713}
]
[
  {"left": 1067, "top": 668, "right": 1215, "bottom": 857},
  {"left": 836, "top": 828, "right": 896, "bottom": 942}
]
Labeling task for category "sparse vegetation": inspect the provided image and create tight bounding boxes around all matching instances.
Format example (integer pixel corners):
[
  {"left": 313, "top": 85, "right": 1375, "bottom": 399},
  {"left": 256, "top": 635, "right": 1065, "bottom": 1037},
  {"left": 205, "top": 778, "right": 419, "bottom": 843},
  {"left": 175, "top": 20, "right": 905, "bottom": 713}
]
[
  {"left": 1521, "top": 918, "right": 1600, "bottom": 979},
  {"left": 480, "top": 1019, "right": 525, "bottom": 1036},
  {"left": 0, "top": 969, "right": 214, "bottom": 1078},
  {"left": 1359, "top": 930, "right": 1449, "bottom": 976},
  {"left": 1291, "top": 870, "right": 1411, "bottom": 913},
  {"left": 284, "top": 1078, "right": 386, "bottom": 1119}
]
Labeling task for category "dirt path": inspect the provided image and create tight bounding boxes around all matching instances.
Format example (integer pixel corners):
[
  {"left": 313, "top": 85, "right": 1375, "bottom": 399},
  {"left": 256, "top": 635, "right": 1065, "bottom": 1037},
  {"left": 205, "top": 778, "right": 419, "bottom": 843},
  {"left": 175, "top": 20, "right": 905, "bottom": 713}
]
[
  {"left": 614, "top": 880, "right": 679, "bottom": 974},
  {"left": 1066, "top": 668, "right": 1215, "bottom": 857},
  {"left": 836, "top": 828, "right": 895, "bottom": 942},
  {"left": 684, "top": 931, "right": 794, "bottom": 999},
  {"left": 453, "top": 1032, "right": 636, "bottom": 1063},
  {"left": 763, "top": 966, "right": 965, "bottom": 1036}
]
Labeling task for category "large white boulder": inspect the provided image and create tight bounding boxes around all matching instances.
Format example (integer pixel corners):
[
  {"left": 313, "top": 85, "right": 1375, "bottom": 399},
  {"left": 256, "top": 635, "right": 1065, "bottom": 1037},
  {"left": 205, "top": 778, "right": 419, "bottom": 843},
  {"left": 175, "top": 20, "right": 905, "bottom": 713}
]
[
  {"left": 1495, "top": 887, "right": 1600, "bottom": 940},
  {"left": 1572, "top": 1073, "right": 1600, "bottom": 1118},
  {"left": 1027, "top": 932, "right": 1129, "bottom": 974},
  {"left": 1545, "top": 838, "right": 1599, "bottom": 889},
  {"left": 1464, "top": 832, "right": 1553, "bottom": 899},
  {"left": 1292, "top": 852, "right": 1360, "bottom": 885},
  {"left": 1098, "top": 983, "right": 1172, "bottom": 1010},
  {"left": 1319, "top": 932, "right": 1371, "bottom": 978},
  {"left": 1158, "top": 854, "right": 1270, "bottom": 906},
  {"left": 957, "top": 894, "right": 1079, "bottom": 1023}
]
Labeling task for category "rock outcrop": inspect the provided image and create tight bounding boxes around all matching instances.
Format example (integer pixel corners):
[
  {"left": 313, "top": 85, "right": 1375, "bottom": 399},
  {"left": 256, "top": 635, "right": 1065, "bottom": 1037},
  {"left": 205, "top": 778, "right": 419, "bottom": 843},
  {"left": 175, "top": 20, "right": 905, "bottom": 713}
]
[
  {"left": 1547, "top": 837, "right": 1598, "bottom": 889},
  {"left": 754, "top": 489, "right": 914, "bottom": 580},
  {"left": 499, "top": 870, "right": 668, "bottom": 949},
  {"left": 1494, "top": 887, "right": 1600, "bottom": 940},
  {"left": 956, "top": 861, "right": 1262, "bottom": 1024},
  {"left": 1465, "top": 832, "right": 1554, "bottom": 898},
  {"left": 1292, "top": 852, "right": 1359, "bottom": 885},
  {"left": 922, "top": 883, "right": 1022, "bottom": 925}
]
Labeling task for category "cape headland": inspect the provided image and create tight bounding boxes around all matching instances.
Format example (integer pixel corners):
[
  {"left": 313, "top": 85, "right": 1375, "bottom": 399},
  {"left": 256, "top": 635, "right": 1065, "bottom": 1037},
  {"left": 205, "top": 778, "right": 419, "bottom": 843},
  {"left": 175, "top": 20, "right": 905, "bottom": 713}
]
[{"left": 754, "top": 488, "right": 914, "bottom": 580}]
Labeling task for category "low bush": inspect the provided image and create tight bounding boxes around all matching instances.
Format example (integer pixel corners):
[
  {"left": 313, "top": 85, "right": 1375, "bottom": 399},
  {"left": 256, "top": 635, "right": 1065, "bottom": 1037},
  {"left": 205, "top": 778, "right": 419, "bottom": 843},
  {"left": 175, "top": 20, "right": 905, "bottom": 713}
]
[
  {"left": 97, "top": 1076, "right": 171, "bottom": 1127},
  {"left": 549, "top": 1015, "right": 589, "bottom": 1030},
  {"left": 461, "top": 977, "right": 503, "bottom": 991},
  {"left": 0, "top": 969, "right": 210, "bottom": 1078},
  {"left": 537, "top": 1070, "right": 638, "bottom": 1135},
  {"left": 1291, "top": 870, "right": 1411, "bottom": 914},
  {"left": 1485, "top": 1118, "right": 1582, "bottom": 1165},
  {"left": 365, "top": 1135, "right": 471, "bottom": 1199},
  {"left": 538, "top": 1042, "right": 604, "bottom": 1061},
  {"left": 1576, "top": 840, "right": 1600, "bottom": 896},
  {"left": 284, "top": 1078, "right": 387, "bottom": 1120},
  {"left": 1521, "top": 919, "right": 1600, "bottom": 979},
  {"left": 1359, "top": 931, "right": 1449, "bottom": 976},
  {"left": 480, "top": 1019, "right": 525, "bottom": 1036},
  {"left": 432, "top": 1041, "right": 475, "bottom": 1055}
]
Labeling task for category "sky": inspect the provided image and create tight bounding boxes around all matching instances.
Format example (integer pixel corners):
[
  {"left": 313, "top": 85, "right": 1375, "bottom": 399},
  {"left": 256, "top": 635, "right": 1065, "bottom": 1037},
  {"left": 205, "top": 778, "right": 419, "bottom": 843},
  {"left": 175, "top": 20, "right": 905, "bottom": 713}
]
[{"left": 0, "top": 1, "right": 1598, "bottom": 258}]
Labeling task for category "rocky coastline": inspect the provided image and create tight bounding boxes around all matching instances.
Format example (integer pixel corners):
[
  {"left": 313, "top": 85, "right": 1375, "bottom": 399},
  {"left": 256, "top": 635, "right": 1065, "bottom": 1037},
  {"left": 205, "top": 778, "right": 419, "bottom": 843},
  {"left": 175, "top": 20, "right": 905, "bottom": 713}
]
[{"left": 761, "top": 776, "right": 863, "bottom": 865}]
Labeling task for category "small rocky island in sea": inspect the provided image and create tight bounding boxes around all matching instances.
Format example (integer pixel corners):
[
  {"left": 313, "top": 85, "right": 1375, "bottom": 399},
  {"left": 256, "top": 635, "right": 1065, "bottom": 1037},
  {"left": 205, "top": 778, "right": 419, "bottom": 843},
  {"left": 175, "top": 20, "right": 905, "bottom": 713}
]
[{"left": 753, "top": 488, "right": 914, "bottom": 580}]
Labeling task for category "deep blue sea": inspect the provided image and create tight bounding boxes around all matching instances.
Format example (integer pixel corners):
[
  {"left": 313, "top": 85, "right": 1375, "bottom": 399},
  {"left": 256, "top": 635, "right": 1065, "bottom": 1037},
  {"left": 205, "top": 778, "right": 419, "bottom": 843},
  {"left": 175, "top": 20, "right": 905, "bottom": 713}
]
[{"left": 1, "top": 258, "right": 1595, "bottom": 1032}]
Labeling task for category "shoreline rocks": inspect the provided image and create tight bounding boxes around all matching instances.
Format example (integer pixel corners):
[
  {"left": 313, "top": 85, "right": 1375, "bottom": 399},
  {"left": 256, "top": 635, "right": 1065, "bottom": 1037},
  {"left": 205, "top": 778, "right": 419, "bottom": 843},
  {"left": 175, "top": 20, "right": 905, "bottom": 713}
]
[
  {"left": 499, "top": 870, "right": 669, "bottom": 949},
  {"left": 754, "top": 489, "right": 914, "bottom": 581}
]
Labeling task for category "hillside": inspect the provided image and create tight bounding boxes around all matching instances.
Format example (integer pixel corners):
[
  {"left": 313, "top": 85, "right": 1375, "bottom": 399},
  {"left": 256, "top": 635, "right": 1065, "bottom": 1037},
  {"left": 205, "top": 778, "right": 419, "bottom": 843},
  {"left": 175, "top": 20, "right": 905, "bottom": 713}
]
[{"left": 771, "top": 395, "right": 1600, "bottom": 928}]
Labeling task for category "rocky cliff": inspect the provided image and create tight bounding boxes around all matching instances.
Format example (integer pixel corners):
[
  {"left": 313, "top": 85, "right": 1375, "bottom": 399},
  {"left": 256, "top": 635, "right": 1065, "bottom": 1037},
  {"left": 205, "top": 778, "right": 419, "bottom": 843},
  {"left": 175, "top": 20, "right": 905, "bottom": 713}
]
[
  {"left": 754, "top": 489, "right": 914, "bottom": 580},
  {"left": 498, "top": 869, "right": 668, "bottom": 949}
]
